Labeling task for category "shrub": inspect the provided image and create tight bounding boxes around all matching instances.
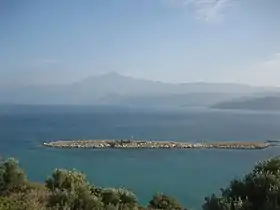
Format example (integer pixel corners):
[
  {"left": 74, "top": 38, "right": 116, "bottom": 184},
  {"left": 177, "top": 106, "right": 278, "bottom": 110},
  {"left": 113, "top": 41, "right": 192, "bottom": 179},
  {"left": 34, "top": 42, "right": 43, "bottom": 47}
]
[
  {"left": 45, "top": 169, "right": 102, "bottom": 210},
  {"left": 0, "top": 196, "right": 21, "bottom": 210},
  {"left": 100, "top": 188, "right": 138, "bottom": 207},
  {"left": 0, "top": 158, "right": 27, "bottom": 195},
  {"left": 148, "top": 193, "right": 186, "bottom": 210},
  {"left": 203, "top": 157, "right": 280, "bottom": 210}
]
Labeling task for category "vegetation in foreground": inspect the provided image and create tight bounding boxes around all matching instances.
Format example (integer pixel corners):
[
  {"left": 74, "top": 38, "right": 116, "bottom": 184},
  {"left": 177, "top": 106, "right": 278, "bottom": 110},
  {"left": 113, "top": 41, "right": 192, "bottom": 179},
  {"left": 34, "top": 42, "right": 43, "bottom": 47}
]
[{"left": 1, "top": 157, "right": 280, "bottom": 210}]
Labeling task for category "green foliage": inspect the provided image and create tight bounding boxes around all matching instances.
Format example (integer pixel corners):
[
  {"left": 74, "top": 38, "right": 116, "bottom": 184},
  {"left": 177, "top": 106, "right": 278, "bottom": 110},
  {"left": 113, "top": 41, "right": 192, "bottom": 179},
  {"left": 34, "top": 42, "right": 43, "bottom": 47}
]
[
  {"left": 45, "top": 169, "right": 91, "bottom": 192},
  {"left": 100, "top": 188, "right": 138, "bottom": 207},
  {"left": 203, "top": 156, "right": 280, "bottom": 210},
  {"left": 0, "top": 196, "right": 20, "bottom": 210},
  {"left": 0, "top": 158, "right": 27, "bottom": 195},
  {"left": 148, "top": 193, "right": 186, "bottom": 210},
  {"left": 0, "top": 192, "right": 46, "bottom": 210},
  {"left": 202, "top": 194, "right": 230, "bottom": 210},
  {"left": 45, "top": 169, "right": 102, "bottom": 210}
]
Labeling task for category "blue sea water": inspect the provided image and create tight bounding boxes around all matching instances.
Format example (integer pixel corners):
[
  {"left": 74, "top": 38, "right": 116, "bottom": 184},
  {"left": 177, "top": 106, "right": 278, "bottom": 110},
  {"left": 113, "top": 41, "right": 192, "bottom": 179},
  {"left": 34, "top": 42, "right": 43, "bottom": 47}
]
[{"left": 1, "top": 105, "right": 280, "bottom": 210}]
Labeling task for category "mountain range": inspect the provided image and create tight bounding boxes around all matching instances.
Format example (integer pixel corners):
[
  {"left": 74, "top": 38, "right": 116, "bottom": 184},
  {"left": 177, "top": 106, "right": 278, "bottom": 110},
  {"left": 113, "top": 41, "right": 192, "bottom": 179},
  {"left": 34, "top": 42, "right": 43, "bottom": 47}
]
[
  {"left": 212, "top": 95, "right": 280, "bottom": 111},
  {"left": 1, "top": 72, "right": 279, "bottom": 108}
]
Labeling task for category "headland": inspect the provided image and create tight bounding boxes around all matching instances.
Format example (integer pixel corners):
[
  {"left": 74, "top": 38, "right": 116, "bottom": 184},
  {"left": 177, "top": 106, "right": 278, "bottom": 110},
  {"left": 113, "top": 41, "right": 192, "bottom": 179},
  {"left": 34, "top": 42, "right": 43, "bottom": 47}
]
[{"left": 43, "top": 139, "right": 272, "bottom": 150}]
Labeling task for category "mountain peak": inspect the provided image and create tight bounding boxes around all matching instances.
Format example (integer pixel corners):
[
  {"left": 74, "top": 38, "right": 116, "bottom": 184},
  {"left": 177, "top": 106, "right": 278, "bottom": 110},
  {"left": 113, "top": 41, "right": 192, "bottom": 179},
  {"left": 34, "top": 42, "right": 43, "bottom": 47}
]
[
  {"left": 79, "top": 72, "right": 129, "bottom": 84},
  {"left": 106, "top": 71, "right": 122, "bottom": 76},
  {"left": 100, "top": 71, "right": 125, "bottom": 78},
  {"left": 92, "top": 71, "right": 135, "bottom": 81}
]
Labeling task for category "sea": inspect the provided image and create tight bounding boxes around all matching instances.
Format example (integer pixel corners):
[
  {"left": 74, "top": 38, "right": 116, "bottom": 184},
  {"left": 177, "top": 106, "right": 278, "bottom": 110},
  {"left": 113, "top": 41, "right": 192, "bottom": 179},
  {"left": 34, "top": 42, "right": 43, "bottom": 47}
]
[{"left": 1, "top": 105, "right": 280, "bottom": 210}]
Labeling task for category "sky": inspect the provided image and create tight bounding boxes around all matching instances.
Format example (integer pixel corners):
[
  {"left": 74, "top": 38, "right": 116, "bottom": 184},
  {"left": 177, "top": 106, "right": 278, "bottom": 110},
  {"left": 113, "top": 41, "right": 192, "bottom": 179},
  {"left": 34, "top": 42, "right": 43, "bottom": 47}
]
[{"left": 1, "top": 0, "right": 280, "bottom": 86}]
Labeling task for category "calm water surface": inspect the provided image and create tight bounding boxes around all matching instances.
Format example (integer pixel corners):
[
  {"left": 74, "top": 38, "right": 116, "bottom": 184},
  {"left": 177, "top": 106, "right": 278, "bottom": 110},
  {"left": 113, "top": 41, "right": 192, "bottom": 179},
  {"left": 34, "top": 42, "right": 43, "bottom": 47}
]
[{"left": 0, "top": 105, "right": 280, "bottom": 209}]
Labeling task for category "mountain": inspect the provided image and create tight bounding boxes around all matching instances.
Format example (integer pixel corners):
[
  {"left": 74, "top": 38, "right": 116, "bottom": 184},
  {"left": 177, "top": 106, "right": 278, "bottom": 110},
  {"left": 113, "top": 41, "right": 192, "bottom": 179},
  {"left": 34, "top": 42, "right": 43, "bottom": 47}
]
[
  {"left": 212, "top": 94, "right": 280, "bottom": 111},
  {"left": 0, "top": 72, "right": 279, "bottom": 107}
]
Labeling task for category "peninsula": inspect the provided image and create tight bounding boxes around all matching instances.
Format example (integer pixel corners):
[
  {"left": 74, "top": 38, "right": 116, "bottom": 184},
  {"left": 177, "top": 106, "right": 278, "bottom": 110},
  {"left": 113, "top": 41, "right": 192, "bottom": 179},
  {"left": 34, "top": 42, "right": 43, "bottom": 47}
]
[{"left": 43, "top": 139, "right": 271, "bottom": 150}]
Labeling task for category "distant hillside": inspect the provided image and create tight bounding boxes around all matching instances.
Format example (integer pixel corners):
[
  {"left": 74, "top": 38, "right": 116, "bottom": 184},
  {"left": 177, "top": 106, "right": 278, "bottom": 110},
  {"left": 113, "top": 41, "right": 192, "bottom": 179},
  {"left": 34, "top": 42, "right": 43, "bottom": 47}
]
[
  {"left": 212, "top": 95, "right": 280, "bottom": 111},
  {"left": 0, "top": 72, "right": 278, "bottom": 107}
]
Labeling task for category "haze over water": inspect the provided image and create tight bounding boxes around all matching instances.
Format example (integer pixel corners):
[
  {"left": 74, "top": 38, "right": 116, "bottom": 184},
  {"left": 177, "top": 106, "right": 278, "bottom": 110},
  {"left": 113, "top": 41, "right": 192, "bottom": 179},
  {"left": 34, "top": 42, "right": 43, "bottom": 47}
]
[{"left": 1, "top": 105, "right": 280, "bottom": 209}]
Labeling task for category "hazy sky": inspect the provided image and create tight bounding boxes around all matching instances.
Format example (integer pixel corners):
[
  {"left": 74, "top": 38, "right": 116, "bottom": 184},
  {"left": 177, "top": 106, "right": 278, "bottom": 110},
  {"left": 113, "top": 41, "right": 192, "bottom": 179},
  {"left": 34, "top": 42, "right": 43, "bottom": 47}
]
[{"left": 1, "top": 0, "right": 280, "bottom": 86}]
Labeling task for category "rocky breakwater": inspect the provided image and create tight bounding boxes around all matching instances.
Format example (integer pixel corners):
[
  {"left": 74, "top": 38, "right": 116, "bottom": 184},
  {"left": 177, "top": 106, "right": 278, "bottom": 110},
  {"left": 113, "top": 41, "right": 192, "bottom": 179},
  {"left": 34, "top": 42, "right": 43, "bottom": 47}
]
[{"left": 43, "top": 140, "right": 271, "bottom": 150}]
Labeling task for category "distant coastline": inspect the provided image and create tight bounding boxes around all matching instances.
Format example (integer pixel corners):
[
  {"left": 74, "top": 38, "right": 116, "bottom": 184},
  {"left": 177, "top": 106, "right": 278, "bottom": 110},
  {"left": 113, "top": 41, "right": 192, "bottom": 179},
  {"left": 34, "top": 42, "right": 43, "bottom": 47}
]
[
  {"left": 211, "top": 95, "right": 280, "bottom": 111},
  {"left": 43, "top": 139, "right": 272, "bottom": 150}
]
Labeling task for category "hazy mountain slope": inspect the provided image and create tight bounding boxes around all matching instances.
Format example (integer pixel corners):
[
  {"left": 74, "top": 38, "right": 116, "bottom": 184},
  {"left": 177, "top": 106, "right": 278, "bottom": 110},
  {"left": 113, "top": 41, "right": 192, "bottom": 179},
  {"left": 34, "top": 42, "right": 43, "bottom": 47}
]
[
  {"left": 106, "top": 93, "right": 255, "bottom": 107},
  {"left": 72, "top": 72, "right": 274, "bottom": 95},
  {"left": 0, "top": 72, "right": 278, "bottom": 107},
  {"left": 212, "top": 94, "right": 280, "bottom": 111}
]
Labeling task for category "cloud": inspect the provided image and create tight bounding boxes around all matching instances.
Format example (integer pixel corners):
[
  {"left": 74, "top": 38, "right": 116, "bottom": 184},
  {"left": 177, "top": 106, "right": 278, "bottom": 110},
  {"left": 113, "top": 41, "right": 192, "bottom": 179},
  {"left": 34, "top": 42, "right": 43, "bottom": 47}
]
[
  {"left": 262, "top": 53, "right": 280, "bottom": 67},
  {"left": 180, "top": 0, "right": 237, "bottom": 22},
  {"left": 251, "top": 53, "right": 280, "bottom": 86},
  {"left": 228, "top": 53, "right": 280, "bottom": 86}
]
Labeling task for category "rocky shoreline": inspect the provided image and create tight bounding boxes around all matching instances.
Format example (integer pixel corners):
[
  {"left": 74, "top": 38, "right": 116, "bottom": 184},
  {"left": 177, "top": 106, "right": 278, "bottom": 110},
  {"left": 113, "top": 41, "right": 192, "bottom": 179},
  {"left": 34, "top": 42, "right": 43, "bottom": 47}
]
[{"left": 43, "top": 139, "right": 271, "bottom": 150}]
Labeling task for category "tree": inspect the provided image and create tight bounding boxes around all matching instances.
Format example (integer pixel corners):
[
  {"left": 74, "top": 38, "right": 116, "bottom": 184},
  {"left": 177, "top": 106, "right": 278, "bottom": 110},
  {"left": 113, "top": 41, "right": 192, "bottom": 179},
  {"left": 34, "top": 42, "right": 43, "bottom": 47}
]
[
  {"left": 148, "top": 193, "right": 186, "bottom": 210},
  {"left": 100, "top": 188, "right": 138, "bottom": 207},
  {"left": 0, "top": 158, "right": 27, "bottom": 195},
  {"left": 45, "top": 169, "right": 102, "bottom": 210},
  {"left": 202, "top": 194, "right": 231, "bottom": 210},
  {"left": 203, "top": 157, "right": 280, "bottom": 210}
]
